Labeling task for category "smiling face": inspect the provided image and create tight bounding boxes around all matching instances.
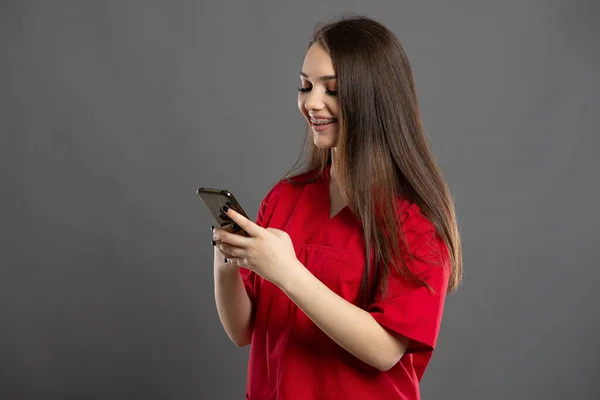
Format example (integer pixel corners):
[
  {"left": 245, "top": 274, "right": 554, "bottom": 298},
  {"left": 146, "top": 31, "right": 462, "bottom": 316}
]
[{"left": 297, "top": 43, "right": 340, "bottom": 149}]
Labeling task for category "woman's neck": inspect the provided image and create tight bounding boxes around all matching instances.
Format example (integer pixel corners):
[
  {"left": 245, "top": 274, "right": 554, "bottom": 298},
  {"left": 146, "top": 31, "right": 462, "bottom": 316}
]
[{"left": 329, "top": 148, "right": 337, "bottom": 182}]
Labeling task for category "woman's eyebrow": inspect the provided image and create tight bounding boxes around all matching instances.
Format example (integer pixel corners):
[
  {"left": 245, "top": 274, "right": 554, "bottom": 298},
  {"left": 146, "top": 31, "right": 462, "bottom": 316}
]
[{"left": 300, "top": 71, "right": 337, "bottom": 81}]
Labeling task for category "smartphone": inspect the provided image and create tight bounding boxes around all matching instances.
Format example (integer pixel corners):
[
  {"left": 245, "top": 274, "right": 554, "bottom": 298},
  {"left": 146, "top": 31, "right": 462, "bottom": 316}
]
[{"left": 197, "top": 188, "right": 250, "bottom": 235}]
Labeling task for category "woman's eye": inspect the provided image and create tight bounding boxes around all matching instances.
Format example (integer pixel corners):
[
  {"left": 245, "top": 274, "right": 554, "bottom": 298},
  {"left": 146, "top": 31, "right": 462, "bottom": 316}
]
[{"left": 297, "top": 85, "right": 337, "bottom": 95}]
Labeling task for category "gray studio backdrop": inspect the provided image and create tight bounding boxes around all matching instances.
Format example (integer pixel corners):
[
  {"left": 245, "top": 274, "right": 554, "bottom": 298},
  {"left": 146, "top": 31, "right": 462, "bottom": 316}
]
[{"left": 1, "top": 1, "right": 599, "bottom": 399}]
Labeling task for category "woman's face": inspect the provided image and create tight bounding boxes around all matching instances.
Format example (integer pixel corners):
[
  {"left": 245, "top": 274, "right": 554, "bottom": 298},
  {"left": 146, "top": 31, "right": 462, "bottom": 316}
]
[{"left": 298, "top": 43, "right": 340, "bottom": 149}]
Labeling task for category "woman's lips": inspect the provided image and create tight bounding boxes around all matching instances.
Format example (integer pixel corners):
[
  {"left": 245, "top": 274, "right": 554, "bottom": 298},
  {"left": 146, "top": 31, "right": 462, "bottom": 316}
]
[
  {"left": 311, "top": 120, "right": 337, "bottom": 132},
  {"left": 309, "top": 116, "right": 338, "bottom": 132}
]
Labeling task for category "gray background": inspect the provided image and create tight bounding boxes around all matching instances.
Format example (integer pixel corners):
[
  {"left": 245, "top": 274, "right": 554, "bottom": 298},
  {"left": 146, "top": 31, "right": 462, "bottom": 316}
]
[{"left": 1, "top": 1, "right": 599, "bottom": 399}]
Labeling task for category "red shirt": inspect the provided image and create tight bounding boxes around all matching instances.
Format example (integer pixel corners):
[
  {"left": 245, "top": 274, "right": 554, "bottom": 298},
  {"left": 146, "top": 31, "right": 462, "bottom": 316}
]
[{"left": 239, "top": 166, "right": 450, "bottom": 399}]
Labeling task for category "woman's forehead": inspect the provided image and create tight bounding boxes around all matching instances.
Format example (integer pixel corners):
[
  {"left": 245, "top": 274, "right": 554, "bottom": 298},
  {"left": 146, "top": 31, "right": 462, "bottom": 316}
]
[{"left": 301, "top": 44, "right": 335, "bottom": 78}]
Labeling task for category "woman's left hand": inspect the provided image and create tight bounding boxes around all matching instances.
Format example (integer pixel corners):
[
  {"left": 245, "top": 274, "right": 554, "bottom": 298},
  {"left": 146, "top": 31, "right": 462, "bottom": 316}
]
[{"left": 213, "top": 206, "right": 301, "bottom": 287}]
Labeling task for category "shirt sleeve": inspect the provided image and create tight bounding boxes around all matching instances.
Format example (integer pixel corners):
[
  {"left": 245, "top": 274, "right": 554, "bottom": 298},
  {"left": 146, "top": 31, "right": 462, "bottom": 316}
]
[{"left": 367, "top": 206, "right": 451, "bottom": 353}]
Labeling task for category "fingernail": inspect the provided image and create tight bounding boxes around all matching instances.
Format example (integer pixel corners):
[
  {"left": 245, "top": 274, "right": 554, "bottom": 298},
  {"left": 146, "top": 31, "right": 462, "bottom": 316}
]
[
  {"left": 223, "top": 258, "right": 228, "bottom": 263},
  {"left": 211, "top": 225, "right": 214, "bottom": 231},
  {"left": 219, "top": 213, "right": 231, "bottom": 221},
  {"left": 232, "top": 223, "right": 241, "bottom": 232},
  {"left": 222, "top": 205, "right": 229, "bottom": 213},
  {"left": 211, "top": 240, "right": 216, "bottom": 246}
]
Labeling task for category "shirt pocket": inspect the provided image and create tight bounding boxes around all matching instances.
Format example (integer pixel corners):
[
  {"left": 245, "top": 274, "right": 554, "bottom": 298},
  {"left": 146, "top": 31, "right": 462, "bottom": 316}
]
[{"left": 302, "top": 244, "right": 365, "bottom": 304}]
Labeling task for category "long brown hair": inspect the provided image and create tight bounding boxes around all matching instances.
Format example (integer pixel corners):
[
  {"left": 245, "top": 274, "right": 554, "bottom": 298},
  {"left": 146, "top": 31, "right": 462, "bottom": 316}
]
[{"left": 285, "top": 15, "right": 462, "bottom": 306}]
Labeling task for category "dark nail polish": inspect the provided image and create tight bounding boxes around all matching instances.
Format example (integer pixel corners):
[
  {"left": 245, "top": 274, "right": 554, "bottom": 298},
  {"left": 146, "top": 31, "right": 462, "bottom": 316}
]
[
  {"left": 211, "top": 240, "right": 216, "bottom": 246},
  {"left": 231, "top": 223, "right": 241, "bottom": 232},
  {"left": 222, "top": 205, "right": 229, "bottom": 213},
  {"left": 219, "top": 213, "right": 232, "bottom": 221},
  {"left": 211, "top": 225, "right": 214, "bottom": 231}
]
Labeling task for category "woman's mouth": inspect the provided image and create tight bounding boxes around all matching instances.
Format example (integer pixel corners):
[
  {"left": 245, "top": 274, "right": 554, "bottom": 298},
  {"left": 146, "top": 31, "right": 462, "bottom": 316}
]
[{"left": 310, "top": 117, "right": 338, "bottom": 132}]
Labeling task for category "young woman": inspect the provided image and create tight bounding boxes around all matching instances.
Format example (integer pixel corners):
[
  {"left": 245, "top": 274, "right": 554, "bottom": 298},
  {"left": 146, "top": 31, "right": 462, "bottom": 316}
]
[{"left": 212, "top": 15, "right": 462, "bottom": 400}]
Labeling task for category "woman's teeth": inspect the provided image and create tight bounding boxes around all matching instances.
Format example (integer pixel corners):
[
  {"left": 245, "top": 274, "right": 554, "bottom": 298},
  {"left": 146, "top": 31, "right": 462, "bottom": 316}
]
[{"left": 311, "top": 118, "right": 337, "bottom": 125}]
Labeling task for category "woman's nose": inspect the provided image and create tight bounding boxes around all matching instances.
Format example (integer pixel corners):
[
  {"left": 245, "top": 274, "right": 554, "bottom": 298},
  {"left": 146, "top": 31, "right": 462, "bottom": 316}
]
[{"left": 304, "top": 90, "right": 324, "bottom": 111}]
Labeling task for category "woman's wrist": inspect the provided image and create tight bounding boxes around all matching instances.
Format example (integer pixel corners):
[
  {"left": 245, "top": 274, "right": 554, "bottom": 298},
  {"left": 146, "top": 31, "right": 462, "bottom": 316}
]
[
  {"left": 214, "top": 264, "right": 240, "bottom": 279},
  {"left": 278, "top": 260, "right": 310, "bottom": 294}
]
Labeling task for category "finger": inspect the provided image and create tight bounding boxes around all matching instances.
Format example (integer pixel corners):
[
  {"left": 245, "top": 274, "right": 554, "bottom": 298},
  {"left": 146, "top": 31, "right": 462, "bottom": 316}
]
[
  {"left": 213, "top": 227, "right": 227, "bottom": 241},
  {"left": 218, "top": 242, "right": 246, "bottom": 258},
  {"left": 218, "top": 228, "right": 253, "bottom": 249},
  {"left": 213, "top": 240, "right": 234, "bottom": 257},
  {"left": 229, "top": 222, "right": 250, "bottom": 237},
  {"left": 221, "top": 206, "right": 262, "bottom": 237},
  {"left": 224, "top": 256, "right": 245, "bottom": 267},
  {"left": 227, "top": 257, "right": 250, "bottom": 269},
  {"left": 213, "top": 226, "right": 242, "bottom": 240},
  {"left": 221, "top": 222, "right": 246, "bottom": 235}
]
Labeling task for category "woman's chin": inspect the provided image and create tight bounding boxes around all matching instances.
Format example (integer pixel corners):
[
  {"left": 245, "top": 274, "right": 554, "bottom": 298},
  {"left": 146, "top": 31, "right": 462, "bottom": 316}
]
[
  {"left": 312, "top": 131, "right": 338, "bottom": 149},
  {"left": 313, "top": 137, "right": 337, "bottom": 149}
]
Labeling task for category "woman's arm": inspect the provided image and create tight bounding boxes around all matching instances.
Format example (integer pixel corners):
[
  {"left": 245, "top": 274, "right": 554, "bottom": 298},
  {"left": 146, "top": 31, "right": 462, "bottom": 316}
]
[
  {"left": 214, "top": 267, "right": 253, "bottom": 347},
  {"left": 279, "top": 261, "right": 409, "bottom": 371},
  {"left": 213, "top": 228, "right": 254, "bottom": 349},
  {"left": 214, "top": 208, "right": 409, "bottom": 366}
]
